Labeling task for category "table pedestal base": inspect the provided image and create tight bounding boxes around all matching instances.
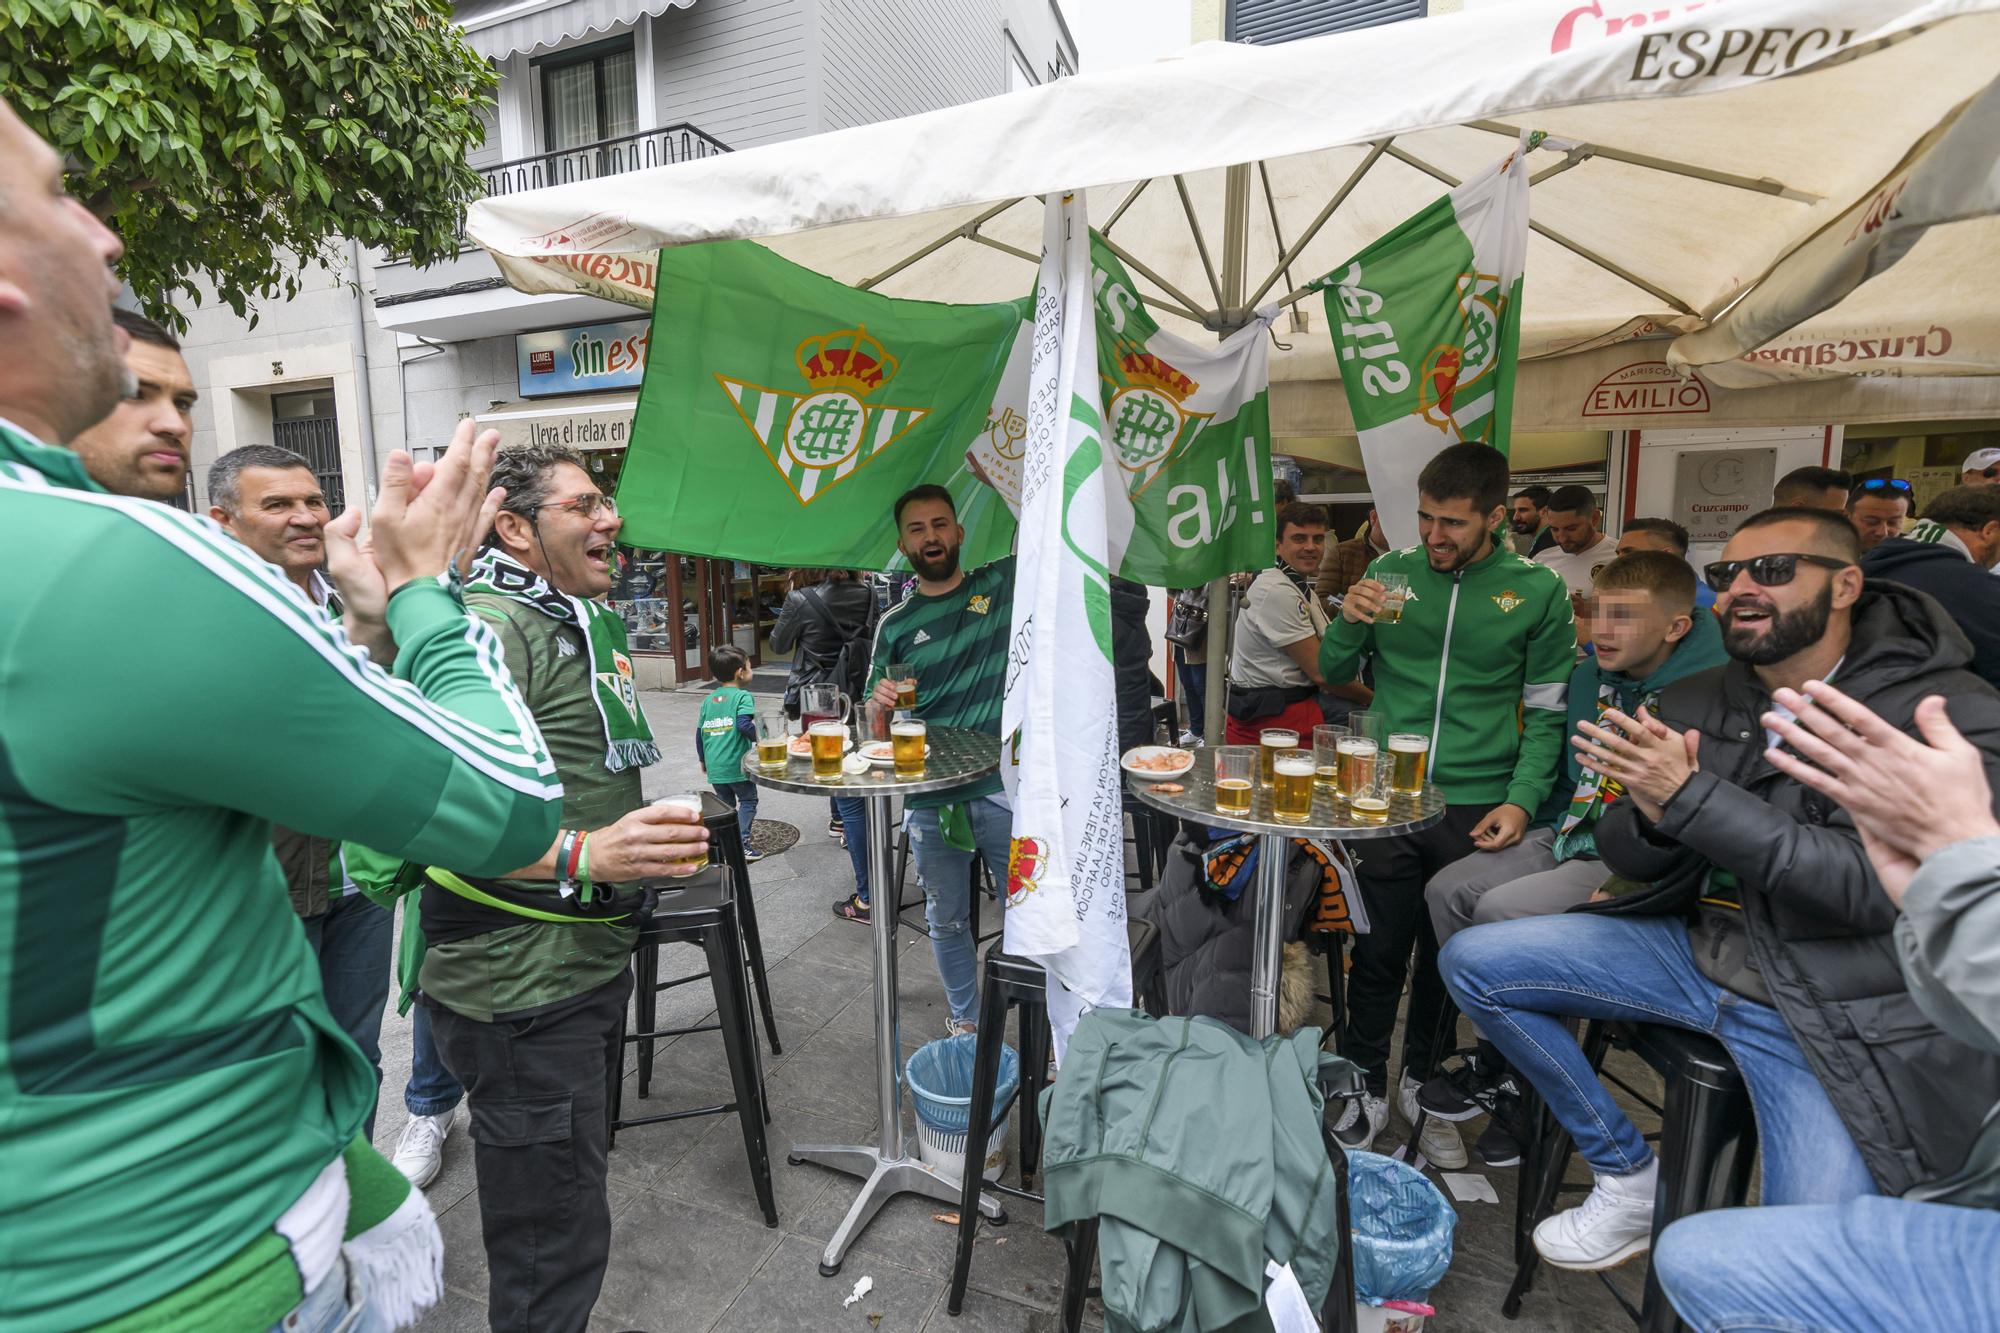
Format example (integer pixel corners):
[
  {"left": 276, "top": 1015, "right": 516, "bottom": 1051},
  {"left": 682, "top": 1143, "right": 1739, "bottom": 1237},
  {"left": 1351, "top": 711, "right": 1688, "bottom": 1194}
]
[{"left": 788, "top": 1144, "right": 1007, "bottom": 1275}]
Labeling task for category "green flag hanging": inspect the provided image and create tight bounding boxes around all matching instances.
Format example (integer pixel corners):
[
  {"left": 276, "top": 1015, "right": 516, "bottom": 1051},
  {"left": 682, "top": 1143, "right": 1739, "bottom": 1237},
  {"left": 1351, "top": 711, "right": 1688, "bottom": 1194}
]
[
  {"left": 615, "top": 240, "right": 1027, "bottom": 569},
  {"left": 1322, "top": 136, "right": 1530, "bottom": 550}
]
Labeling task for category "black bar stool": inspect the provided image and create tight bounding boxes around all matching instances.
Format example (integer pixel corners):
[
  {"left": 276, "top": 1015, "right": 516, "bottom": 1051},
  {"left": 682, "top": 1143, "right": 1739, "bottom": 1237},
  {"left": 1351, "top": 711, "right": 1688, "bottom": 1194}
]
[
  {"left": 1504, "top": 1020, "right": 1757, "bottom": 1331},
  {"left": 609, "top": 866, "right": 778, "bottom": 1227},
  {"left": 702, "top": 794, "right": 781, "bottom": 1056}
]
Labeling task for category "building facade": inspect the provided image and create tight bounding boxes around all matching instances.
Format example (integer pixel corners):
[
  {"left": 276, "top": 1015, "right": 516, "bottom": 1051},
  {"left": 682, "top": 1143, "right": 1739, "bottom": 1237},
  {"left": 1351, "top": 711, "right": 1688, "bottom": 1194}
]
[{"left": 172, "top": 0, "right": 1075, "bottom": 685}]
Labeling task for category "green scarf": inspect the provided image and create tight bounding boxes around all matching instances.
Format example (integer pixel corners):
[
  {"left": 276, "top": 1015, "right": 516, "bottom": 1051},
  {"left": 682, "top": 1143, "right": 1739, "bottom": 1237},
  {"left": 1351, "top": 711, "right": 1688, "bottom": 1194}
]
[{"left": 469, "top": 549, "right": 658, "bottom": 772}]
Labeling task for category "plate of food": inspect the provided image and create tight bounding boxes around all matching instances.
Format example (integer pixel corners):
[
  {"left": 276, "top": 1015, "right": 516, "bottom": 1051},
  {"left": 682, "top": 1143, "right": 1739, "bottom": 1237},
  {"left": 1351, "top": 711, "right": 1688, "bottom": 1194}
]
[
  {"left": 1122, "top": 745, "right": 1194, "bottom": 779},
  {"left": 858, "top": 739, "right": 932, "bottom": 766}
]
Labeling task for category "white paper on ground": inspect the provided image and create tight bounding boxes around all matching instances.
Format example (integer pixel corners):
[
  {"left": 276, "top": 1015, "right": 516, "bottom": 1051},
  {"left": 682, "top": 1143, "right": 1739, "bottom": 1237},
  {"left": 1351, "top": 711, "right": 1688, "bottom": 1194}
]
[
  {"left": 1442, "top": 1172, "right": 1500, "bottom": 1204},
  {"left": 1264, "top": 1260, "right": 1319, "bottom": 1333},
  {"left": 842, "top": 1276, "right": 874, "bottom": 1308}
]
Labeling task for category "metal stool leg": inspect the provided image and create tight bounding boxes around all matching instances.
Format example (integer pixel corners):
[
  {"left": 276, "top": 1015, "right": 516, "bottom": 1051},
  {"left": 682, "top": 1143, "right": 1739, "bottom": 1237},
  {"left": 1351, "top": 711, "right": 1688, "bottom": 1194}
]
[
  {"left": 1059, "top": 1219, "right": 1098, "bottom": 1333},
  {"left": 636, "top": 937, "right": 660, "bottom": 1099},
  {"left": 948, "top": 964, "right": 1012, "bottom": 1316},
  {"left": 705, "top": 908, "right": 778, "bottom": 1227}
]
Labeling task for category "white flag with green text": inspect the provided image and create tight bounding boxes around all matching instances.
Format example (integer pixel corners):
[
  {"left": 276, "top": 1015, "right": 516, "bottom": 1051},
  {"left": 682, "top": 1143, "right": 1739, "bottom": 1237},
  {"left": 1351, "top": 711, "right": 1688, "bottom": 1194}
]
[
  {"left": 999, "top": 191, "right": 1134, "bottom": 1060},
  {"left": 1324, "top": 136, "right": 1530, "bottom": 549}
]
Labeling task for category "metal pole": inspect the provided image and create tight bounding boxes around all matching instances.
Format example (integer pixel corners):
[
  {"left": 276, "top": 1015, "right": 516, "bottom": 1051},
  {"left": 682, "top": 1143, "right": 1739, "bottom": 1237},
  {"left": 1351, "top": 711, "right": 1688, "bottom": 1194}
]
[
  {"left": 1249, "top": 831, "right": 1288, "bottom": 1038},
  {"left": 344, "top": 237, "right": 381, "bottom": 501},
  {"left": 865, "top": 792, "right": 903, "bottom": 1159},
  {"left": 1205, "top": 161, "right": 1254, "bottom": 746},
  {"left": 1203, "top": 577, "right": 1231, "bottom": 747}
]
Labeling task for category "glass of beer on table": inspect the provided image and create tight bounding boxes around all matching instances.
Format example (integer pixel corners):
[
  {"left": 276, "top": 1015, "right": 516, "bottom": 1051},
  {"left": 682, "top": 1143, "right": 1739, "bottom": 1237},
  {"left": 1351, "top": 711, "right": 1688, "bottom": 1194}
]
[
  {"left": 651, "top": 795, "right": 709, "bottom": 875},
  {"left": 809, "top": 720, "right": 847, "bottom": 783},
  {"left": 887, "top": 663, "right": 917, "bottom": 711},
  {"left": 1272, "top": 748, "right": 1316, "bottom": 824},
  {"left": 1373, "top": 572, "right": 1410, "bottom": 624},
  {"left": 1258, "top": 727, "right": 1298, "bottom": 784},
  {"left": 753, "top": 707, "right": 789, "bottom": 773},
  {"left": 892, "top": 717, "right": 927, "bottom": 779},
  {"left": 1388, "top": 732, "right": 1430, "bottom": 794},
  {"left": 1213, "top": 747, "right": 1256, "bottom": 815},
  {"left": 1337, "top": 735, "right": 1379, "bottom": 804},
  {"left": 1313, "top": 725, "right": 1348, "bottom": 794},
  {"left": 1348, "top": 768, "right": 1392, "bottom": 826}
]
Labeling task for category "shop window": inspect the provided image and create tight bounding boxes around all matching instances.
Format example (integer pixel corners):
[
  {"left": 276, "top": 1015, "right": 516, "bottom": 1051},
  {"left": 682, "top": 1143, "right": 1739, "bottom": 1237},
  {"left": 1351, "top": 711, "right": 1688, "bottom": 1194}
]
[{"left": 539, "top": 36, "right": 638, "bottom": 171}]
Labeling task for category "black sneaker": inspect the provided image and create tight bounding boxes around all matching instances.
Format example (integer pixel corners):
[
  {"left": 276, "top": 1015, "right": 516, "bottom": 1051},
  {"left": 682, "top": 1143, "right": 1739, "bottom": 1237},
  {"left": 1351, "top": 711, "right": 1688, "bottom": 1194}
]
[
  {"left": 1475, "top": 1091, "right": 1529, "bottom": 1168},
  {"left": 1418, "top": 1053, "right": 1509, "bottom": 1122},
  {"left": 827, "top": 816, "right": 845, "bottom": 839}
]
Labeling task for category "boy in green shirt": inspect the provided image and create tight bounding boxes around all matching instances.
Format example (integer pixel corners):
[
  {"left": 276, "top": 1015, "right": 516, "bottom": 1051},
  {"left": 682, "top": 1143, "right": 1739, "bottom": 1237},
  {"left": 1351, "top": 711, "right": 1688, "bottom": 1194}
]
[{"left": 698, "top": 644, "right": 764, "bottom": 862}]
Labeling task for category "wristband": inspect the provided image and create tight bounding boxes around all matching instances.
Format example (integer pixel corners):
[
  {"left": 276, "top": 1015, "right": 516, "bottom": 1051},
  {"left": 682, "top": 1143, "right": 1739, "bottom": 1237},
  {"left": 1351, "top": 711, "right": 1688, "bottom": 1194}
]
[{"left": 577, "top": 832, "right": 593, "bottom": 906}]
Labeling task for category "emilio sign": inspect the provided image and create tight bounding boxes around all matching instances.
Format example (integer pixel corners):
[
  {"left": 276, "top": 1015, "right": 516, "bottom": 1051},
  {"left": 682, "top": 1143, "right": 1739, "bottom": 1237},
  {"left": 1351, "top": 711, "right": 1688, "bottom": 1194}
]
[{"left": 516, "top": 319, "right": 651, "bottom": 398}]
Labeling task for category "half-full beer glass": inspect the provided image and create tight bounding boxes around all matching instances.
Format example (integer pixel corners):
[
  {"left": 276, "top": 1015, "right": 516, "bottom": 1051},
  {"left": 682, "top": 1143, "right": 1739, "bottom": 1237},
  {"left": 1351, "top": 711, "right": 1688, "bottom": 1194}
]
[
  {"left": 754, "top": 708, "right": 789, "bottom": 773},
  {"left": 1214, "top": 747, "right": 1255, "bottom": 814},
  {"left": 1374, "top": 572, "right": 1410, "bottom": 624},
  {"left": 1388, "top": 733, "right": 1430, "bottom": 794},
  {"left": 892, "top": 718, "right": 927, "bottom": 778},
  {"left": 1314, "top": 725, "right": 1348, "bottom": 794},
  {"left": 1258, "top": 728, "right": 1298, "bottom": 785},
  {"left": 1272, "top": 749, "right": 1315, "bottom": 824},
  {"left": 888, "top": 662, "right": 917, "bottom": 711},
  {"left": 809, "top": 720, "right": 846, "bottom": 783},
  {"left": 652, "top": 795, "right": 708, "bottom": 875}
]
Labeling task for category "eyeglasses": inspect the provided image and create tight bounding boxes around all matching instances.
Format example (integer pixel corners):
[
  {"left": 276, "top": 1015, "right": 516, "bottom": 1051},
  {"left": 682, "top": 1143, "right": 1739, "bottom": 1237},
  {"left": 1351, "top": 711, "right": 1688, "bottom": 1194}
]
[
  {"left": 1702, "top": 552, "right": 1853, "bottom": 593},
  {"left": 1852, "top": 478, "right": 1913, "bottom": 497},
  {"left": 533, "top": 493, "right": 617, "bottom": 519}
]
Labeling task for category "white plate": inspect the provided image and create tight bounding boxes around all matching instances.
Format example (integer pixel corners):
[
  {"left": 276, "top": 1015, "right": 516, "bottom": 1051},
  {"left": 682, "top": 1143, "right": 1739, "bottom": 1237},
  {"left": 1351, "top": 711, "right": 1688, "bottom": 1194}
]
[
  {"left": 859, "top": 740, "right": 933, "bottom": 766},
  {"left": 1121, "top": 746, "right": 1194, "bottom": 779}
]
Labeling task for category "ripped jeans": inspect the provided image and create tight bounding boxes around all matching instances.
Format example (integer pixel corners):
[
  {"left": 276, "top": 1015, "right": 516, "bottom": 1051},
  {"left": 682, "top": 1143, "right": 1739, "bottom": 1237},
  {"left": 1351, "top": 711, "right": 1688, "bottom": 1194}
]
[{"left": 904, "top": 799, "right": 1012, "bottom": 1024}]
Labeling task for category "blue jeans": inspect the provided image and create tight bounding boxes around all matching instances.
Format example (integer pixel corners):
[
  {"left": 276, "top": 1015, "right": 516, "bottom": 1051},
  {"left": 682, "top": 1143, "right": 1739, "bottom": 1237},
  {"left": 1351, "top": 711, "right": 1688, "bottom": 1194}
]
[
  {"left": 905, "top": 799, "right": 1012, "bottom": 1024},
  {"left": 1655, "top": 1197, "right": 2000, "bottom": 1331},
  {"left": 1440, "top": 914, "right": 1877, "bottom": 1204},
  {"left": 268, "top": 1253, "right": 392, "bottom": 1333},
  {"left": 1175, "top": 653, "right": 1205, "bottom": 736},
  {"left": 301, "top": 893, "right": 393, "bottom": 1140},
  {"left": 833, "top": 795, "right": 869, "bottom": 903},
  {"left": 404, "top": 1000, "right": 463, "bottom": 1119},
  {"left": 713, "top": 780, "right": 758, "bottom": 849}
]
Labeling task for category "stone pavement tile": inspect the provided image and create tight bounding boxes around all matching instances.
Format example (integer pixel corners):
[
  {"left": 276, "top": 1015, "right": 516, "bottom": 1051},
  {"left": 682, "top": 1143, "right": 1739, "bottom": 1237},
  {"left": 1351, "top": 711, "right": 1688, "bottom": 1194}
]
[
  {"left": 408, "top": 1287, "right": 492, "bottom": 1332},
  {"left": 794, "top": 1187, "right": 1076, "bottom": 1315},
  {"left": 651, "top": 1104, "right": 855, "bottom": 1233},
  {"left": 760, "top": 953, "right": 879, "bottom": 1036},
  {"left": 435, "top": 1178, "right": 643, "bottom": 1307},
  {"left": 799, "top": 917, "right": 890, "bottom": 974},
  {"left": 606, "top": 1086, "right": 727, "bottom": 1190},
  {"left": 709, "top": 1235, "right": 943, "bottom": 1332},
  {"left": 929, "top": 1284, "right": 1105, "bottom": 1332},
  {"left": 765, "top": 1024, "right": 891, "bottom": 1120},
  {"left": 591, "top": 1191, "right": 785, "bottom": 1332}
]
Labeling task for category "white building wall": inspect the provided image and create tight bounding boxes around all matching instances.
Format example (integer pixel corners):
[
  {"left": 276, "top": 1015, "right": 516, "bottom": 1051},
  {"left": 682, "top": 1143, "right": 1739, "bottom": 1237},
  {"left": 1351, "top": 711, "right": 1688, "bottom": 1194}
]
[{"left": 651, "top": 0, "right": 814, "bottom": 148}]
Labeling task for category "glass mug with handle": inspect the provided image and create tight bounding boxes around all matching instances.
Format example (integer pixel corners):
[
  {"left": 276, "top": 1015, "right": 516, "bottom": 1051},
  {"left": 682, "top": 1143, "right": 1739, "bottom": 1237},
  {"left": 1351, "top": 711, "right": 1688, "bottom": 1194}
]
[{"left": 798, "top": 682, "right": 852, "bottom": 733}]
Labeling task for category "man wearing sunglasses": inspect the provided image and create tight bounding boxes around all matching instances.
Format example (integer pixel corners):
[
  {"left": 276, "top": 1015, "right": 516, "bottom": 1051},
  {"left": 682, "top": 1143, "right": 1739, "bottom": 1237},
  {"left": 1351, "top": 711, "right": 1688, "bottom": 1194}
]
[
  {"left": 1847, "top": 476, "right": 1912, "bottom": 552},
  {"left": 1960, "top": 447, "right": 2000, "bottom": 488},
  {"left": 1440, "top": 505, "right": 2000, "bottom": 1273}
]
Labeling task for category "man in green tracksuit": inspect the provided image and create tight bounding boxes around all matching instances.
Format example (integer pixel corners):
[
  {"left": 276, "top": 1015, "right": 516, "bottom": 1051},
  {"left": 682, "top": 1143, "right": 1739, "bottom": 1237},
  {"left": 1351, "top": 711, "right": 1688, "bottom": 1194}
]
[
  {"left": 1318, "top": 443, "right": 1575, "bottom": 1167},
  {"left": 0, "top": 97, "right": 569, "bottom": 1333}
]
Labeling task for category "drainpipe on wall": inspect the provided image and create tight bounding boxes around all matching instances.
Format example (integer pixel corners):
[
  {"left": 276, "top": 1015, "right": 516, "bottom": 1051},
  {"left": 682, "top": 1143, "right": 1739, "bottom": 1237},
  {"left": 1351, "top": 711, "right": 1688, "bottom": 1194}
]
[{"left": 345, "top": 236, "right": 381, "bottom": 501}]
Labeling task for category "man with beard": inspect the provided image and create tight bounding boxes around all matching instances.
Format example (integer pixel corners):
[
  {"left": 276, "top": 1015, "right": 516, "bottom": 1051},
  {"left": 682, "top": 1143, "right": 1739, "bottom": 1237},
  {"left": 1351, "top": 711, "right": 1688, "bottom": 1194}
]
[
  {"left": 1319, "top": 444, "right": 1575, "bottom": 1165},
  {"left": 1440, "top": 506, "right": 2000, "bottom": 1273},
  {"left": 1509, "top": 485, "right": 1555, "bottom": 556},
  {"left": 69, "top": 307, "right": 195, "bottom": 503},
  {"left": 867, "top": 484, "right": 1014, "bottom": 1033},
  {"left": 1533, "top": 484, "right": 1619, "bottom": 600}
]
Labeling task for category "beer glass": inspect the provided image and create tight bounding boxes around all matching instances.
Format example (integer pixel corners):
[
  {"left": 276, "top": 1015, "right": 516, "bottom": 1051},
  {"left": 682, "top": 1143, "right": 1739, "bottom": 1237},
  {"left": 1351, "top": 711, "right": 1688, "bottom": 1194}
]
[
  {"left": 1388, "top": 732, "right": 1431, "bottom": 794},
  {"left": 1348, "top": 768, "right": 1392, "bottom": 826},
  {"left": 888, "top": 662, "right": 917, "bottom": 711},
  {"left": 651, "top": 795, "right": 708, "bottom": 876},
  {"left": 1313, "top": 725, "right": 1348, "bottom": 794},
  {"left": 798, "top": 682, "right": 851, "bottom": 733},
  {"left": 1258, "top": 727, "right": 1299, "bottom": 785},
  {"left": 1272, "top": 748, "right": 1316, "bottom": 824},
  {"left": 1374, "top": 572, "right": 1410, "bottom": 625},
  {"left": 1336, "top": 736, "right": 1379, "bottom": 804},
  {"left": 1213, "top": 747, "right": 1256, "bottom": 815},
  {"left": 809, "top": 720, "right": 846, "bottom": 783},
  {"left": 892, "top": 717, "right": 927, "bottom": 779},
  {"left": 753, "top": 708, "right": 789, "bottom": 773},
  {"left": 1348, "top": 709, "right": 1384, "bottom": 746}
]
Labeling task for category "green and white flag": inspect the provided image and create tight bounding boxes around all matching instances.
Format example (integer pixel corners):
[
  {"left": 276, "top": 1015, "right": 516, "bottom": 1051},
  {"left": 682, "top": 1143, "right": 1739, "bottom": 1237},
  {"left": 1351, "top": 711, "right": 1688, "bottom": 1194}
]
[
  {"left": 1000, "top": 192, "right": 1133, "bottom": 1060},
  {"left": 1324, "top": 136, "right": 1530, "bottom": 549},
  {"left": 614, "top": 240, "right": 1026, "bottom": 568},
  {"left": 971, "top": 232, "right": 1275, "bottom": 585}
]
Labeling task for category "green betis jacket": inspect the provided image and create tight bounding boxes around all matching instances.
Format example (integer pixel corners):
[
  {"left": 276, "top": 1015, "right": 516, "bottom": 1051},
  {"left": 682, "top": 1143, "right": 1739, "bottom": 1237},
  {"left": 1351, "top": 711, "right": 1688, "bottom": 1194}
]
[
  {"left": 1041, "top": 1009, "right": 1338, "bottom": 1332},
  {"left": 1320, "top": 541, "right": 1574, "bottom": 813},
  {"left": 0, "top": 424, "right": 562, "bottom": 1330}
]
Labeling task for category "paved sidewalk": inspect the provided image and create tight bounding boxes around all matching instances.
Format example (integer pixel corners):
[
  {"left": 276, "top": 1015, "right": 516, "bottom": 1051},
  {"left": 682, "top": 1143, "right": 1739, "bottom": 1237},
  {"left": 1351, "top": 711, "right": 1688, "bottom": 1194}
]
[{"left": 385, "top": 688, "right": 1651, "bottom": 1332}]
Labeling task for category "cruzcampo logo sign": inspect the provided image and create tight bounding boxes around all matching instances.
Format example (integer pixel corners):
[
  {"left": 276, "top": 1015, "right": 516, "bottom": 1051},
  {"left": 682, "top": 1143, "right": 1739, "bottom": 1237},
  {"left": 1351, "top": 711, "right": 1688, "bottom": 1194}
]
[{"left": 615, "top": 240, "right": 1027, "bottom": 570}]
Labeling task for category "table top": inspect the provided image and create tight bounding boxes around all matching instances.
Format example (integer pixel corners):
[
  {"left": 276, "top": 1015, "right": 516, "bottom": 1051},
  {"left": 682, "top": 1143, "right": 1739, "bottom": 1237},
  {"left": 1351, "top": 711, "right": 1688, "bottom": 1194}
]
[
  {"left": 1125, "top": 760, "right": 1446, "bottom": 839},
  {"left": 741, "top": 724, "right": 1001, "bottom": 800}
]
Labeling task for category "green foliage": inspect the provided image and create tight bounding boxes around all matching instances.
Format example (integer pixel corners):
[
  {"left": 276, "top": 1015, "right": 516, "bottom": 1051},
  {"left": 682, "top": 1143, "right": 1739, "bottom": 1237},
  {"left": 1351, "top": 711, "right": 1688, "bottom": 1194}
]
[{"left": 0, "top": 0, "right": 498, "bottom": 324}]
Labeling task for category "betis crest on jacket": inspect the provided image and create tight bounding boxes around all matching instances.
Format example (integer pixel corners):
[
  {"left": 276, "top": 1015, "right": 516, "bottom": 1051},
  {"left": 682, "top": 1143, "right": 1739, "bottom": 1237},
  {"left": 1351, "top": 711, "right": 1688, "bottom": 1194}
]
[{"left": 718, "top": 325, "right": 928, "bottom": 504}]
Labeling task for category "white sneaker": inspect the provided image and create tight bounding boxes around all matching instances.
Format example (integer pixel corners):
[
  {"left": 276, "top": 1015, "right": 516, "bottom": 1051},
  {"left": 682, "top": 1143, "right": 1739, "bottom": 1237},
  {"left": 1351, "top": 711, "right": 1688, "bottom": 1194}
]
[
  {"left": 1533, "top": 1161, "right": 1658, "bottom": 1270},
  {"left": 1330, "top": 1091, "right": 1390, "bottom": 1153},
  {"left": 1398, "top": 1072, "right": 1469, "bottom": 1169},
  {"left": 391, "top": 1109, "right": 454, "bottom": 1189},
  {"left": 1177, "top": 730, "right": 1201, "bottom": 748}
]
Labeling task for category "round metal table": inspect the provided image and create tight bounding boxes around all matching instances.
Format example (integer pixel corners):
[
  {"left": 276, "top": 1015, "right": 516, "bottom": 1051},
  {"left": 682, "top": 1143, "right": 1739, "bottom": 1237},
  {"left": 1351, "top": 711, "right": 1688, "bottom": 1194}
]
[
  {"left": 1126, "top": 762, "right": 1445, "bottom": 1039},
  {"left": 742, "top": 725, "right": 1002, "bottom": 1277}
]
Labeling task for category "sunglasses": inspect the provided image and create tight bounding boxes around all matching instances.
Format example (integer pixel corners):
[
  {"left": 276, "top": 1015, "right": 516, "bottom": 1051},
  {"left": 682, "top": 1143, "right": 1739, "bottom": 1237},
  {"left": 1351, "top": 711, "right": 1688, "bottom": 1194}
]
[
  {"left": 1702, "top": 552, "right": 1853, "bottom": 593},
  {"left": 1853, "top": 477, "right": 1913, "bottom": 496}
]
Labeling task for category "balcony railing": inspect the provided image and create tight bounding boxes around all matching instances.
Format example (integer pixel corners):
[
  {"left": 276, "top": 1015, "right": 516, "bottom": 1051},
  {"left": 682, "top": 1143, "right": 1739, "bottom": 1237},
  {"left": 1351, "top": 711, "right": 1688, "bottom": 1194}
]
[{"left": 456, "top": 122, "right": 730, "bottom": 238}]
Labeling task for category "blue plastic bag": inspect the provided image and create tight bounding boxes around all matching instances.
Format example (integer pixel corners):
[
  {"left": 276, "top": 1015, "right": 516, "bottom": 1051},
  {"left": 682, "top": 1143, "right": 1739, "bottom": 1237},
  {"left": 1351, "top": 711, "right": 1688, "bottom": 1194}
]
[
  {"left": 905, "top": 1033, "right": 1020, "bottom": 1134},
  {"left": 1348, "top": 1150, "right": 1455, "bottom": 1303}
]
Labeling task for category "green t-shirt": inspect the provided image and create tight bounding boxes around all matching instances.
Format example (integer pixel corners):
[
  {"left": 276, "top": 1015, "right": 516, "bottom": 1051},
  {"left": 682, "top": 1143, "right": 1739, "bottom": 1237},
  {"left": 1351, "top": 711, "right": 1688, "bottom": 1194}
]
[
  {"left": 420, "top": 595, "right": 642, "bottom": 1023},
  {"left": 866, "top": 556, "right": 1014, "bottom": 809},
  {"left": 698, "top": 683, "right": 756, "bottom": 785}
]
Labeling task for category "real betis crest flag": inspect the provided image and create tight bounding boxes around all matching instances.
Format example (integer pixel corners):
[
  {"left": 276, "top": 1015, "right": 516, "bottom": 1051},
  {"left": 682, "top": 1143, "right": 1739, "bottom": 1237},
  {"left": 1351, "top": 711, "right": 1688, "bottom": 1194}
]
[
  {"left": 1000, "top": 192, "right": 1134, "bottom": 1061},
  {"left": 614, "top": 240, "right": 1026, "bottom": 568},
  {"left": 1324, "top": 135, "right": 1530, "bottom": 550},
  {"left": 970, "top": 232, "right": 1275, "bottom": 585}
]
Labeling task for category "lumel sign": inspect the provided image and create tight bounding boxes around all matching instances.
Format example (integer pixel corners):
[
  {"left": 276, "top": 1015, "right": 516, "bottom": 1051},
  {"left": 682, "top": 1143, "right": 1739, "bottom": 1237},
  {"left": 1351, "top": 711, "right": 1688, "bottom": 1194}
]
[{"left": 516, "top": 318, "right": 651, "bottom": 398}]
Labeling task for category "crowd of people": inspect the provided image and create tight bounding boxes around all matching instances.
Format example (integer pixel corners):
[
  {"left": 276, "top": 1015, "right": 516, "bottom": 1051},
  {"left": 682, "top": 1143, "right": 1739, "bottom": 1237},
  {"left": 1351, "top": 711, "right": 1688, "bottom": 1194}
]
[{"left": 9, "top": 86, "right": 2000, "bottom": 1333}]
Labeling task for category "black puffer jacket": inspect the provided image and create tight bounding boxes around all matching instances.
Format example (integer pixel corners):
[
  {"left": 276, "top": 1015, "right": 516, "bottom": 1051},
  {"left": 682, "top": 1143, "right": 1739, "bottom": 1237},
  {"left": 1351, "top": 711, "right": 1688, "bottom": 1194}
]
[
  {"left": 1594, "top": 581, "right": 2000, "bottom": 1195},
  {"left": 770, "top": 579, "right": 875, "bottom": 695},
  {"left": 1860, "top": 536, "right": 2000, "bottom": 690}
]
